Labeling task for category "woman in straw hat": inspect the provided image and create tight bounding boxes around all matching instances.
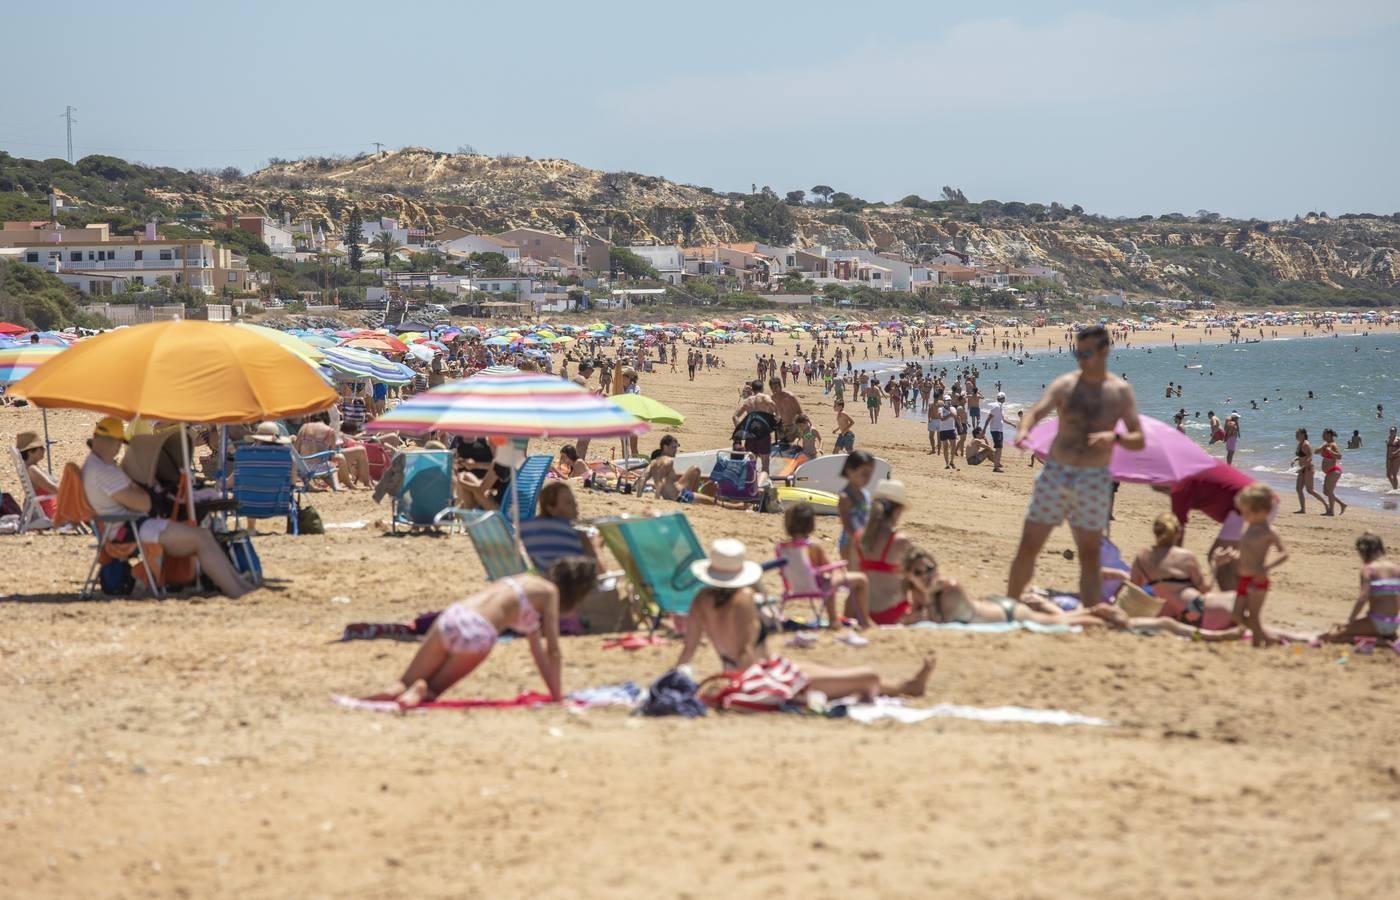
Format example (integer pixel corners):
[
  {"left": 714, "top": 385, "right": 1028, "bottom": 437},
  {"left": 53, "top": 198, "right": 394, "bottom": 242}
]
[
  {"left": 677, "top": 538, "right": 935, "bottom": 703},
  {"left": 15, "top": 431, "right": 59, "bottom": 520}
]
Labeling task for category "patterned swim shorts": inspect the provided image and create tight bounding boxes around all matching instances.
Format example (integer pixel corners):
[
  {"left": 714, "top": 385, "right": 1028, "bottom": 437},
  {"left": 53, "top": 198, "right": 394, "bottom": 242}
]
[{"left": 1026, "top": 459, "right": 1113, "bottom": 532}]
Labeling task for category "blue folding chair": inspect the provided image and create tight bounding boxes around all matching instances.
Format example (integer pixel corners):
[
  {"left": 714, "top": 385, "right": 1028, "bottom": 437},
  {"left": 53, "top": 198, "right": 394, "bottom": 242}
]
[
  {"left": 392, "top": 450, "right": 468, "bottom": 534},
  {"left": 233, "top": 443, "right": 300, "bottom": 535},
  {"left": 500, "top": 454, "right": 553, "bottom": 526},
  {"left": 460, "top": 509, "right": 529, "bottom": 581},
  {"left": 519, "top": 516, "right": 588, "bottom": 572},
  {"left": 293, "top": 448, "right": 340, "bottom": 492},
  {"left": 709, "top": 452, "right": 761, "bottom": 504}
]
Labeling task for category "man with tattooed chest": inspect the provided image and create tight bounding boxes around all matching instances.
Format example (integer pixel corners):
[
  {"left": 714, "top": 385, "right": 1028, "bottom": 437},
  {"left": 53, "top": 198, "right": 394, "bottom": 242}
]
[{"left": 1006, "top": 325, "right": 1145, "bottom": 606}]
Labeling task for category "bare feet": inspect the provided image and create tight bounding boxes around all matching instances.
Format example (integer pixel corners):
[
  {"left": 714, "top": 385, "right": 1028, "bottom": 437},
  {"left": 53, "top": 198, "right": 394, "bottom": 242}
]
[
  {"left": 395, "top": 679, "right": 432, "bottom": 708},
  {"left": 365, "top": 682, "right": 408, "bottom": 702},
  {"left": 899, "top": 654, "right": 937, "bottom": 698}
]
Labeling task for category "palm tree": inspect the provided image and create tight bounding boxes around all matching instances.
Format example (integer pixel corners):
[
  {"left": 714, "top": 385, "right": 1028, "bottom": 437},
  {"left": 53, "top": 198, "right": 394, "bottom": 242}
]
[{"left": 370, "top": 232, "right": 403, "bottom": 267}]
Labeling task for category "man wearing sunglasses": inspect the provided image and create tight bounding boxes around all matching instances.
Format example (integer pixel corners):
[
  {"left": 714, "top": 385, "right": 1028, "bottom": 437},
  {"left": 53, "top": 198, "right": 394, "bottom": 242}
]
[{"left": 1005, "top": 325, "right": 1144, "bottom": 607}]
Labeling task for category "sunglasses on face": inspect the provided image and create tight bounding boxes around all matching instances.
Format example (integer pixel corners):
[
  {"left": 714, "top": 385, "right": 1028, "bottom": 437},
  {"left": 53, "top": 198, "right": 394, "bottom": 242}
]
[{"left": 911, "top": 566, "right": 936, "bottom": 577}]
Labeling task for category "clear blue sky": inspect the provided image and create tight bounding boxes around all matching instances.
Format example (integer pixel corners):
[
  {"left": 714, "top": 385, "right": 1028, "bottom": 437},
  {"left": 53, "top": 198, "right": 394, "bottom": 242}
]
[{"left": 3, "top": 0, "right": 1397, "bottom": 219}]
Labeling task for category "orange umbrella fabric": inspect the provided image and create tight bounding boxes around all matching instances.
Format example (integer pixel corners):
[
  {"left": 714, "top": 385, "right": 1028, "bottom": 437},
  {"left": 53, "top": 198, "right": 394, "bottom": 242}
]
[
  {"left": 10, "top": 320, "right": 338, "bottom": 423},
  {"left": 341, "top": 335, "right": 408, "bottom": 354}
]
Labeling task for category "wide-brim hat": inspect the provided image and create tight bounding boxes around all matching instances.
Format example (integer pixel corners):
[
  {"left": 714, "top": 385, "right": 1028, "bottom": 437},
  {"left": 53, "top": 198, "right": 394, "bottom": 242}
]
[
  {"left": 249, "top": 422, "right": 291, "bottom": 444},
  {"left": 872, "top": 479, "right": 908, "bottom": 506},
  {"left": 690, "top": 538, "right": 764, "bottom": 589},
  {"left": 92, "top": 416, "right": 127, "bottom": 443},
  {"left": 15, "top": 431, "right": 43, "bottom": 454}
]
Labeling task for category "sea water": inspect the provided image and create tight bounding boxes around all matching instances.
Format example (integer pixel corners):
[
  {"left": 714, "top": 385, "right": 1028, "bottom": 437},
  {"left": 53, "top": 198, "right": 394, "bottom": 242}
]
[{"left": 856, "top": 330, "right": 1399, "bottom": 512}]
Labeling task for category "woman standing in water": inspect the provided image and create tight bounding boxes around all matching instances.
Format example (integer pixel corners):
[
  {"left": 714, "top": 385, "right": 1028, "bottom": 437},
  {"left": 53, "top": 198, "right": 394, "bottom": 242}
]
[
  {"left": 1317, "top": 428, "right": 1348, "bottom": 517},
  {"left": 1223, "top": 414, "right": 1241, "bottom": 466},
  {"left": 1385, "top": 427, "right": 1399, "bottom": 491},
  {"left": 1293, "top": 428, "right": 1326, "bottom": 514}
]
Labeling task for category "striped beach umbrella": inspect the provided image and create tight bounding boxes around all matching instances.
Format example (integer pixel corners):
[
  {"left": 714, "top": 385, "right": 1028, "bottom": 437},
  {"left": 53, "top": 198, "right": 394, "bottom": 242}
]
[
  {"left": 0, "top": 343, "right": 67, "bottom": 385},
  {"left": 366, "top": 372, "right": 649, "bottom": 439},
  {"left": 319, "top": 347, "right": 414, "bottom": 384}
]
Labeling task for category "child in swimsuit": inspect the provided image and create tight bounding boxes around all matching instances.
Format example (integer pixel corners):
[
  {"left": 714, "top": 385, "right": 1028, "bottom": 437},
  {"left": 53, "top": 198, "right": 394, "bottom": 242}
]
[
  {"left": 836, "top": 451, "right": 875, "bottom": 562},
  {"left": 1322, "top": 533, "right": 1400, "bottom": 643},
  {"left": 362, "top": 560, "right": 596, "bottom": 707},
  {"left": 1232, "top": 483, "right": 1289, "bottom": 648},
  {"left": 780, "top": 503, "right": 871, "bottom": 628}
]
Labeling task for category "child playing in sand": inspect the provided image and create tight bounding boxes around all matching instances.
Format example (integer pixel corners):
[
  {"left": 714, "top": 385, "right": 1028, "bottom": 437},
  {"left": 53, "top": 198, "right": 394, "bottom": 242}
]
[
  {"left": 1320, "top": 533, "right": 1400, "bottom": 643},
  {"left": 1233, "top": 482, "right": 1289, "bottom": 647},
  {"left": 837, "top": 450, "right": 875, "bottom": 564},
  {"left": 794, "top": 414, "right": 821, "bottom": 458},
  {"left": 364, "top": 558, "right": 597, "bottom": 707},
  {"left": 780, "top": 502, "right": 872, "bottom": 628}
]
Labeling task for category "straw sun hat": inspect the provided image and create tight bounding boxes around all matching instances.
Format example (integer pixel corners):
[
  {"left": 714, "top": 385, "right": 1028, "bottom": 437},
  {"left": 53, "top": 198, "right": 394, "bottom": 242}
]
[
  {"left": 15, "top": 431, "right": 43, "bottom": 454},
  {"left": 690, "top": 538, "right": 763, "bottom": 589},
  {"left": 249, "top": 422, "right": 291, "bottom": 445},
  {"left": 872, "top": 479, "right": 908, "bottom": 506}
]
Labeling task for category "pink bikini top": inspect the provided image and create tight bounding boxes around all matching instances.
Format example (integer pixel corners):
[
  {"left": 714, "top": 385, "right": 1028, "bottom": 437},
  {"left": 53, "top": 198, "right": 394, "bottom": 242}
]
[{"left": 507, "top": 577, "right": 541, "bottom": 634}]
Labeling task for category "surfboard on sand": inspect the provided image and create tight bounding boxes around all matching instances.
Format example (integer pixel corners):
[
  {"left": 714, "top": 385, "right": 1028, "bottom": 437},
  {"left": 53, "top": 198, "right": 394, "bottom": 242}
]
[{"left": 783, "top": 454, "right": 892, "bottom": 494}]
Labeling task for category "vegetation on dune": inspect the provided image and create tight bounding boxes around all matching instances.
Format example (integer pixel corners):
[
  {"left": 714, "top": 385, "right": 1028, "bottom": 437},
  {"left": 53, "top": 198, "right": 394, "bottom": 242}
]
[{"left": 0, "top": 261, "right": 109, "bottom": 329}]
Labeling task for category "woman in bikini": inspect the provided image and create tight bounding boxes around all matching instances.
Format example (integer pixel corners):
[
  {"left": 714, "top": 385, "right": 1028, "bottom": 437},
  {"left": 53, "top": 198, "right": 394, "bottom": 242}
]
[
  {"left": 901, "top": 548, "right": 1111, "bottom": 628},
  {"left": 1292, "top": 428, "right": 1326, "bottom": 514},
  {"left": 363, "top": 557, "right": 597, "bottom": 707},
  {"left": 1223, "top": 414, "right": 1241, "bottom": 466},
  {"left": 677, "top": 539, "right": 935, "bottom": 703},
  {"left": 1385, "top": 427, "right": 1399, "bottom": 491},
  {"left": 1316, "top": 428, "right": 1348, "bottom": 517},
  {"left": 1320, "top": 533, "right": 1400, "bottom": 643},
  {"left": 1129, "top": 513, "right": 1235, "bottom": 629},
  {"left": 853, "top": 480, "right": 919, "bottom": 624}
]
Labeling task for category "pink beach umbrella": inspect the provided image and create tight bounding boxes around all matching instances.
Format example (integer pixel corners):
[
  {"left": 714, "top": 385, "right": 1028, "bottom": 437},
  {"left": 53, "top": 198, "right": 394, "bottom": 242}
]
[{"left": 1022, "top": 414, "right": 1215, "bottom": 486}]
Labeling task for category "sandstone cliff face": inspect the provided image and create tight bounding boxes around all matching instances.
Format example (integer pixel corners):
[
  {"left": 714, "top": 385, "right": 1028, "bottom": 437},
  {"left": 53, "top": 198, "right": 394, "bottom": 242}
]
[{"left": 146, "top": 148, "right": 1400, "bottom": 296}]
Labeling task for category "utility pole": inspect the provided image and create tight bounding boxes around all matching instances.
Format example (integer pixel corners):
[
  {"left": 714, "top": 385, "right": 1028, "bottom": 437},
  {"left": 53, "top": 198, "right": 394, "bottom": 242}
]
[
  {"left": 60, "top": 106, "right": 78, "bottom": 163},
  {"left": 372, "top": 141, "right": 384, "bottom": 156}
]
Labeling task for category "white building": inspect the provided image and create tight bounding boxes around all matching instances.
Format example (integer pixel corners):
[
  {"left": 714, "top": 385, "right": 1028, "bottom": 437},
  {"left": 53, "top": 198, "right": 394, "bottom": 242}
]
[
  {"left": 437, "top": 234, "right": 522, "bottom": 265},
  {"left": 625, "top": 245, "right": 684, "bottom": 284}
]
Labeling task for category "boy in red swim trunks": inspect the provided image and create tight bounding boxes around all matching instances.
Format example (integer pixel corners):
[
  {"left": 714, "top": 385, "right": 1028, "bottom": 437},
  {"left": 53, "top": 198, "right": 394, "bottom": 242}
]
[{"left": 1232, "top": 482, "right": 1289, "bottom": 648}]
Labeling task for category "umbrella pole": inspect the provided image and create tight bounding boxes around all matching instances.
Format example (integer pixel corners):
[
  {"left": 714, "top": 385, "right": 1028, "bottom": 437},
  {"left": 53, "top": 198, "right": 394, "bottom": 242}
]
[
  {"left": 42, "top": 408, "right": 53, "bottom": 476},
  {"left": 180, "top": 425, "right": 202, "bottom": 587}
]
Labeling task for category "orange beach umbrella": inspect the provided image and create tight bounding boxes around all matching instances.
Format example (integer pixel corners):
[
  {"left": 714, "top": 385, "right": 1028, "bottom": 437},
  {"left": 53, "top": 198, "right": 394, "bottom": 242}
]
[{"left": 10, "top": 320, "right": 337, "bottom": 423}]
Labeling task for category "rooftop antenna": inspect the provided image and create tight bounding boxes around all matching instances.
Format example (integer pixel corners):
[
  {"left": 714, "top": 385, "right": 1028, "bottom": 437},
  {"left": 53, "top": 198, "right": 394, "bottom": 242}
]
[{"left": 60, "top": 105, "right": 78, "bottom": 163}]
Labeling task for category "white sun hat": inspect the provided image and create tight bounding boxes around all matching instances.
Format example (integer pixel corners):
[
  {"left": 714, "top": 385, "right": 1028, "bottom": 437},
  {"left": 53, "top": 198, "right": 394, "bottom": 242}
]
[{"left": 690, "top": 538, "right": 764, "bottom": 589}]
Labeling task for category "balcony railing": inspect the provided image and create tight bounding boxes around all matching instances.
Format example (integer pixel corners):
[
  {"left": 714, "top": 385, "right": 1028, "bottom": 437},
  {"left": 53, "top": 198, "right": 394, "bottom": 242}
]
[{"left": 66, "top": 258, "right": 212, "bottom": 270}]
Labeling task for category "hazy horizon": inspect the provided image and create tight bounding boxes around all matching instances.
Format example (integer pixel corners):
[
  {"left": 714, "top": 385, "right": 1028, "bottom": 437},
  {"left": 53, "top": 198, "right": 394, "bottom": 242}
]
[{"left": 2, "top": 0, "right": 1398, "bottom": 220}]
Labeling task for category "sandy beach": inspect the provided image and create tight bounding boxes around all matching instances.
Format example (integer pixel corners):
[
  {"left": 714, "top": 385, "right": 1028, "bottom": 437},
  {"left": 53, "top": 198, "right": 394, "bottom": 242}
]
[{"left": 3, "top": 318, "right": 1398, "bottom": 899}]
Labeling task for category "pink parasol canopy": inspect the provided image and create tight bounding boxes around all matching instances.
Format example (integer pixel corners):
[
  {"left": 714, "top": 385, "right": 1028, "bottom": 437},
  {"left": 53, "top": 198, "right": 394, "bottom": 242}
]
[{"left": 1022, "top": 414, "right": 1215, "bottom": 485}]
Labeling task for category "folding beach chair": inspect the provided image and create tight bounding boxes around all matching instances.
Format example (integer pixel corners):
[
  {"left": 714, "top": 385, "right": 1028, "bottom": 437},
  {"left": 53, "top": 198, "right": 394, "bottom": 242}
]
[
  {"left": 391, "top": 450, "right": 468, "bottom": 534},
  {"left": 460, "top": 509, "right": 529, "bottom": 581},
  {"left": 709, "top": 452, "right": 761, "bottom": 505},
  {"left": 62, "top": 463, "right": 168, "bottom": 600},
  {"left": 232, "top": 443, "right": 300, "bottom": 535},
  {"left": 500, "top": 454, "right": 553, "bottom": 526},
  {"left": 519, "top": 517, "right": 631, "bottom": 632},
  {"left": 8, "top": 446, "right": 52, "bottom": 533},
  {"left": 293, "top": 447, "right": 340, "bottom": 492},
  {"left": 594, "top": 512, "right": 707, "bottom": 629},
  {"left": 363, "top": 440, "right": 391, "bottom": 483},
  {"left": 774, "top": 538, "right": 846, "bottom": 624}
]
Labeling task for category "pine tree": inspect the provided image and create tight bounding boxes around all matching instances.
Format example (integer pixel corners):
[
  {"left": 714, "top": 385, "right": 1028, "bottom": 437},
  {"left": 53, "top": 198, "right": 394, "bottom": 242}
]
[{"left": 345, "top": 209, "right": 364, "bottom": 272}]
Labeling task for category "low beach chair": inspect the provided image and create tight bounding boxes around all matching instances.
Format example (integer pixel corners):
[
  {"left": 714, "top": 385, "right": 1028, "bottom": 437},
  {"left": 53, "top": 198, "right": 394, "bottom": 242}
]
[
  {"left": 461, "top": 509, "right": 529, "bottom": 581},
  {"left": 709, "top": 452, "right": 761, "bottom": 505},
  {"left": 60, "top": 463, "right": 167, "bottom": 600},
  {"left": 594, "top": 512, "right": 707, "bottom": 628},
  {"left": 500, "top": 454, "right": 553, "bottom": 525},
  {"left": 294, "top": 447, "right": 340, "bottom": 492},
  {"left": 774, "top": 538, "right": 846, "bottom": 624},
  {"left": 232, "top": 443, "right": 300, "bottom": 535},
  {"left": 8, "top": 446, "right": 52, "bottom": 533},
  {"left": 391, "top": 450, "right": 467, "bottom": 534}
]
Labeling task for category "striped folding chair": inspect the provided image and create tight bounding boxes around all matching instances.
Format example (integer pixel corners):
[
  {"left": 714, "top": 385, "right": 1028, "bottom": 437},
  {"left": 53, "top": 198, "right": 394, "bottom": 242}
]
[
  {"left": 500, "top": 454, "right": 554, "bottom": 526},
  {"left": 232, "top": 443, "right": 298, "bottom": 535},
  {"left": 594, "top": 511, "right": 707, "bottom": 629},
  {"left": 460, "top": 510, "right": 529, "bottom": 581}
]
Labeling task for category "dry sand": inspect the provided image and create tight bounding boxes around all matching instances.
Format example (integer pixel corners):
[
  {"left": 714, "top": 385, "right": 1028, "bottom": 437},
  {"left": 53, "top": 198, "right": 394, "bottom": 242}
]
[{"left": 3, "top": 321, "right": 1399, "bottom": 899}]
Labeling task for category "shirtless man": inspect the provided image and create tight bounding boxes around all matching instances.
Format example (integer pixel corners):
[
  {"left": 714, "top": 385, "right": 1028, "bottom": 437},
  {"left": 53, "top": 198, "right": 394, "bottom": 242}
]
[
  {"left": 636, "top": 436, "right": 709, "bottom": 504},
  {"left": 1006, "top": 325, "right": 1144, "bottom": 606},
  {"left": 768, "top": 377, "right": 803, "bottom": 446},
  {"left": 732, "top": 381, "right": 779, "bottom": 473}
]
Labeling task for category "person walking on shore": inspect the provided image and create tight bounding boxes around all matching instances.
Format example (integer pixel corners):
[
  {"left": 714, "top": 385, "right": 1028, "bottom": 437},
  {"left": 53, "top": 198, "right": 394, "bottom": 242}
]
[
  {"left": 983, "top": 391, "right": 1007, "bottom": 472},
  {"left": 1386, "top": 427, "right": 1400, "bottom": 490},
  {"left": 1006, "top": 325, "right": 1145, "bottom": 606},
  {"left": 1292, "top": 428, "right": 1326, "bottom": 513}
]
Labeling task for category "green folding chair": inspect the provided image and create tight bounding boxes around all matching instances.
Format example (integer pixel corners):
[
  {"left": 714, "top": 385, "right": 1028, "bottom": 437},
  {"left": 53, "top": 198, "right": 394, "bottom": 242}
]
[
  {"left": 594, "top": 511, "right": 706, "bottom": 629},
  {"left": 460, "top": 510, "right": 529, "bottom": 582}
]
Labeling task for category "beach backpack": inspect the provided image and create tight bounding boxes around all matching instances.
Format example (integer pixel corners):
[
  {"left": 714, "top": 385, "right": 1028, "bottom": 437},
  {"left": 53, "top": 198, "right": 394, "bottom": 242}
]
[
  {"left": 99, "top": 558, "right": 136, "bottom": 596},
  {"left": 0, "top": 493, "right": 20, "bottom": 518}
]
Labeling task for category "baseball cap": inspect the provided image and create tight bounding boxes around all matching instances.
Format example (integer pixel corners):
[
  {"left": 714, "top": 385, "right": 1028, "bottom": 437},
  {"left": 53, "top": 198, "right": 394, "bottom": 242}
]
[
  {"left": 996, "top": 392, "right": 1006, "bottom": 401},
  {"left": 92, "top": 416, "right": 128, "bottom": 443}
]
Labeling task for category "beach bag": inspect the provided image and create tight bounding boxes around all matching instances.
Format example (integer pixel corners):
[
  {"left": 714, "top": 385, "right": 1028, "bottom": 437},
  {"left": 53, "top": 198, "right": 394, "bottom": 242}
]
[
  {"left": 730, "top": 411, "right": 775, "bottom": 444},
  {"left": 297, "top": 505, "right": 324, "bottom": 535},
  {"left": 223, "top": 534, "right": 262, "bottom": 582},
  {"left": 100, "top": 558, "right": 136, "bottom": 596},
  {"left": 1, "top": 493, "right": 20, "bottom": 518},
  {"left": 699, "top": 657, "right": 809, "bottom": 711}
]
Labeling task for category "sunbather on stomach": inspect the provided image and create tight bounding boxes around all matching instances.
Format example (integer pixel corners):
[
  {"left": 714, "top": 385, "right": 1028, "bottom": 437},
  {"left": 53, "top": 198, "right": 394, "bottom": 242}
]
[{"left": 678, "top": 539, "right": 934, "bottom": 704}]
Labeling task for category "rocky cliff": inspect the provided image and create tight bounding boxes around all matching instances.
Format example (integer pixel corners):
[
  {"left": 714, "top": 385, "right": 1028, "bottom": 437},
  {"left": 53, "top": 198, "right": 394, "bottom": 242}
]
[{"left": 17, "top": 147, "right": 1400, "bottom": 303}]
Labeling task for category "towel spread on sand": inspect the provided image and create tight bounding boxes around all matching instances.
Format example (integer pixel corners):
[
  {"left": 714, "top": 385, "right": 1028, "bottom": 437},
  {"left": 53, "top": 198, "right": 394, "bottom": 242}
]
[
  {"left": 844, "top": 698, "right": 1109, "bottom": 727},
  {"left": 331, "top": 681, "right": 642, "bottom": 714},
  {"left": 906, "top": 620, "right": 1080, "bottom": 634}
]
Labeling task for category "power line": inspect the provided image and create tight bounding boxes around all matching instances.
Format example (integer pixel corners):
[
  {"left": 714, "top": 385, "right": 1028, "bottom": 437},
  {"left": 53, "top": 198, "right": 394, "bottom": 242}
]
[{"left": 0, "top": 135, "right": 381, "bottom": 156}]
